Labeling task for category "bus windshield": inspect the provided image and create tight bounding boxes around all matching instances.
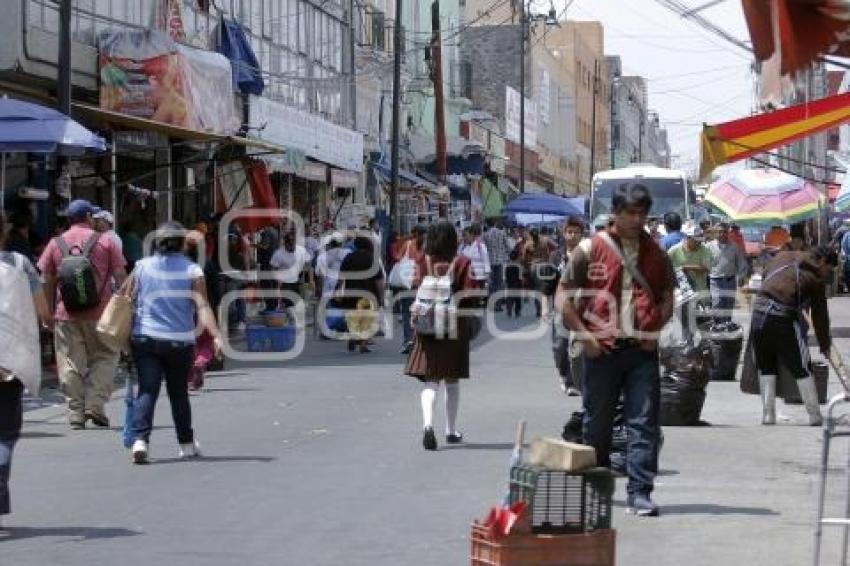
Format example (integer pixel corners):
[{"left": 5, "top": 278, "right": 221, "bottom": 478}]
[{"left": 592, "top": 177, "right": 688, "bottom": 219}]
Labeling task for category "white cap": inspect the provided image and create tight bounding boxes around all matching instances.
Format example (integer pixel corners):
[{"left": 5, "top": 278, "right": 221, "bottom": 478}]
[
  {"left": 93, "top": 210, "right": 114, "bottom": 225},
  {"left": 682, "top": 220, "right": 703, "bottom": 239}
]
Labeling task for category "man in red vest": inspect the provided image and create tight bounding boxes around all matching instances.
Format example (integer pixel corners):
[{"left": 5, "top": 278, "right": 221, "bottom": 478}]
[{"left": 556, "top": 183, "right": 676, "bottom": 517}]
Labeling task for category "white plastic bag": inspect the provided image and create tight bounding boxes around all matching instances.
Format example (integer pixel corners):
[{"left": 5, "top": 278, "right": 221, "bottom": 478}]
[{"left": 0, "top": 261, "right": 41, "bottom": 395}]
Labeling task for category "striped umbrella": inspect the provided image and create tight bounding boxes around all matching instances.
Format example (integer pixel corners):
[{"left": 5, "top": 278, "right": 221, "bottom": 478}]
[{"left": 705, "top": 168, "right": 823, "bottom": 225}]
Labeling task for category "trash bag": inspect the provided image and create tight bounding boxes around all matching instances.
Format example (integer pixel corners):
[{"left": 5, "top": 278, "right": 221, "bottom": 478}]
[
  {"left": 660, "top": 341, "right": 712, "bottom": 426},
  {"left": 699, "top": 321, "right": 744, "bottom": 381}
]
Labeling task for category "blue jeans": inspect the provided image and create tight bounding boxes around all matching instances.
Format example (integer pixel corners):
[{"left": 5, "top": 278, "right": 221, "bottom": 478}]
[
  {"left": 583, "top": 347, "right": 661, "bottom": 496},
  {"left": 399, "top": 295, "right": 414, "bottom": 344},
  {"left": 0, "top": 436, "right": 16, "bottom": 515},
  {"left": 131, "top": 337, "right": 195, "bottom": 444},
  {"left": 489, "top": 265, "right": 504, "bottom": 301},
  {"left": 710, "top": 276, "right": 737, "bottom": 321}
]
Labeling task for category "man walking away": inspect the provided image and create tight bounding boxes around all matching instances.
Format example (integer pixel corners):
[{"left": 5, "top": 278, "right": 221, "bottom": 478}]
[
  {"left": 484, "top": 220, "right": 510, "bottom": 312},
  {"left": 38, "top": 200, "right": 128, "bottom": 429},
  {"left": 660, "top": 212, "right": 684, "bottom": 251},
  {"left": 557, "top": 183, "right": 676, "bottom": 517},
  {"left": 752, "top": 246, "right": 837, "bottom": 426},
  {"left": 706, "top": 222, "right": 748, "bottom": 321}
]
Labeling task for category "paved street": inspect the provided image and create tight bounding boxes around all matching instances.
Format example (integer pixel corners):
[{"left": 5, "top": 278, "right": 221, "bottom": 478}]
[{"left": 6, "top": 299, "right": 850, "bottom": 566}]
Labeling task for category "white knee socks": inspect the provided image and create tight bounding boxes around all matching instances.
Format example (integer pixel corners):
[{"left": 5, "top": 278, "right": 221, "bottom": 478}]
[
  {"left": 445, "top": 382, "right": 460, "bottom": 436},
  {"left": 420, "top": 383, "right": 438, "bottom": 429},
  {"left": 420, "top": 382, "right": 461, "bottom": 434}
]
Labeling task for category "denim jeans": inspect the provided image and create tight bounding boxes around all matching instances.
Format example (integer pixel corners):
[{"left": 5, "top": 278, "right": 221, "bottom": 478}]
[
  {"left": 399, "top": 295, "right": 414, "bottom": 344},
  {"left": 0, "top": 436, "right": 17, "bottom": 515},
  {"left": 131, "top": 337, "right": 195, "bottom": 444},
  {"left": 489, "top": 265, "right": 504, "bottom": 302},
  {"left": 583, "top": 347, "right": 661, "bottom": 496},
  {"left": 710, "top": 276, "right": 737, "bottom": 321}
]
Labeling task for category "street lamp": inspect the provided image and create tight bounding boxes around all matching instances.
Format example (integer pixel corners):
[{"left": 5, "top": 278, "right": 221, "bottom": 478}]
[{"left": 519, "top": 3, "right": 559, "bottom": 193}]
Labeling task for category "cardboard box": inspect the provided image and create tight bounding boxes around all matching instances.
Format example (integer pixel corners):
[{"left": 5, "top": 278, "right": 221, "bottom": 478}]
[{"left": 527, "top": 438, "right": 597, "bottom": 472}]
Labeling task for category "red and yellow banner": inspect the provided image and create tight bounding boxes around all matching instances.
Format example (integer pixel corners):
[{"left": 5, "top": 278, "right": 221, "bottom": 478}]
[{"left": 700, "top": 91, "right": 850, "bottom": 180}]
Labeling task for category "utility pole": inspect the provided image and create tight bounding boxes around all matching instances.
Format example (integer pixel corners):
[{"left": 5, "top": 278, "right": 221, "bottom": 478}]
[
  {"left": 349, "top": 0, "right": 357, "bottom": 130},
  {"left": 57, "top": 0, "right": 72, "bottom": 115},
  {"left": 589, "top": 58, "right": 599, "bottom": 184},
  {"left": 390, "top": 0, "right": 403, "bottom": 231},
  {"left": 638, "top": 107, "right": 644, "bottom": 162},
  {"left": 519, "top": 3, "right": 527, "bottom": 193},
  {"left": 432, "top": 0, "right": 448, "bottom": 186},
  {"left": 610, "top": 78, "right": 616, "bottom": 169}
]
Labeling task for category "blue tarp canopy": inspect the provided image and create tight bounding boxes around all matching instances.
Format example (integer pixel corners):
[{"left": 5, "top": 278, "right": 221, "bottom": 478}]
[
  {"left": 372, "top": 161, "right": 436, "bottom": 189},
  {"left": 216, "top": 19, "right": 265, "bottom": 96},
  {"left": 503, "top": 193, "right": 585, "bottom": 218}
]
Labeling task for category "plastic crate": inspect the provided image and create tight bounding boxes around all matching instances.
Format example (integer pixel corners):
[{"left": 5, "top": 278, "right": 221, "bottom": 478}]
[
  {"left": 509, "top": 465, "right": 614, "bottom": 535},
  {"left": 245, "top": 325, "right": 296, "bottom": 352},
  {"left": 470, "top": 523, "right": 615, "bottom": 566}
]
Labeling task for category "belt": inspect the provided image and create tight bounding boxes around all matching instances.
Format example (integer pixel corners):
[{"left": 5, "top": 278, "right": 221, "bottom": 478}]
[
  {"left": 612, "top": 338, "right": 641, "bottom": 350},
  {"left": 752, "top": 297, "right": 797, "bottom": 318}
]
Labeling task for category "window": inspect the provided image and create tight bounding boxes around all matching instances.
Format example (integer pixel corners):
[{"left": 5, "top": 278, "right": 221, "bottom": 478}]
[
  {"left": 372, "top": 10, "right": 385, "bottom": 50},
  {"left": 298, "top": 1, "right": 309, "bottom": 54}
]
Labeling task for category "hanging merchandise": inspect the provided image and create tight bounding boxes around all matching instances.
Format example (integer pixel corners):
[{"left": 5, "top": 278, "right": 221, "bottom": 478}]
[
  {"left": 215, "top": 19, "right": 266, "bottom": 96},
  {"left": 99, "top": 30, "right": 240, "bottom": 134},
  {"left": 150, "top": 0, "right": 186, "bottom": 42}
]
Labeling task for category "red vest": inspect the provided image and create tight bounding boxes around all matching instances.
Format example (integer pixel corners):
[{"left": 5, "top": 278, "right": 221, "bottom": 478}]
[{"left": 578, "top": 230, "right": 672, "bottom": 346}]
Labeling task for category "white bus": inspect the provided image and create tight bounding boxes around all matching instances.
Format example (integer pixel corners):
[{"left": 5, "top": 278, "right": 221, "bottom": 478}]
[{"left": 590, "top": 165, "right": 700, "bottom": 223}]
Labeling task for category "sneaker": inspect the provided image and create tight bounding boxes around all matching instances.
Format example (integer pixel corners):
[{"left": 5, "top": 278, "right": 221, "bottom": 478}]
[
  {"left": 85, "top": 411, "right": 110, "bottom": 428},
  {"left": 446, "top": 432, "right": 464, "bottom": 444},
  {"left": 131, "top": 439, "right": 148, "bottom": 464},
  {"left": 69, "top": 420, "right": 85, "bottom": 430},
  {"left": 627, "top": 493, "right": 659, "bottom": 517},
  {"left": 179, "top": 440, "right": 202, "bottom": 459},
  {"left": 422, "top": 426, "right": 437, "bottom": 451}
]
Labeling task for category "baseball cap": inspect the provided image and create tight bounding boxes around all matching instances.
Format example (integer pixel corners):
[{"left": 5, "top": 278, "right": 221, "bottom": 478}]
[
  {"left": 93, "top": 209, "right": 114, "bottom": 225},
  {"left": 66, "top": 199, "right": 95, "bottom": 220}
]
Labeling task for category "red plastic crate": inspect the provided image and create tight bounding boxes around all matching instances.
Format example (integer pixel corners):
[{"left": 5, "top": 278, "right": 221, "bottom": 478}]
[{"left": 470, "top": 524, "right": 615, "bottom": 566}]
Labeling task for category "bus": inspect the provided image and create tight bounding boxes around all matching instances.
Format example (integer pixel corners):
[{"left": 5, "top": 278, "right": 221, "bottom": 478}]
[{"left": 590, "top": 165, "right": 701, "bottom": 224}]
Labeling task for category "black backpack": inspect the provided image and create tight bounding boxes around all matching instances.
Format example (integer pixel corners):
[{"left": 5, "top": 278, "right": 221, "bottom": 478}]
[{"left": 55, "top": 233, "right": 102, "bottom": 312}]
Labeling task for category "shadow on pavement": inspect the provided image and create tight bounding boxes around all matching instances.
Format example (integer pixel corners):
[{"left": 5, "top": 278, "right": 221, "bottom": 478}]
[
  {"left": 442, "top": 442, "right": 515, "bottom": 451},
  {"left": 149, "top": 455, "right": 276, "bottom": 465},
  {"left": 659, "top": 503, "right": 780, "bottom": 516},
  {"left": 18, "top": 431, "right": 65, "bottom": 439},
  {"left": 198, "top": 387, "right": 262, "bottom": 393},
  {"left": 3, "top": 526, "right": 141, "bottom": 541}
]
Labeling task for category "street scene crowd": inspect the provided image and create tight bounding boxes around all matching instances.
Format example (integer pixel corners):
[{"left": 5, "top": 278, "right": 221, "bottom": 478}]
[{"left": 0, "top": 179, "right": 846, "bottom": 528}]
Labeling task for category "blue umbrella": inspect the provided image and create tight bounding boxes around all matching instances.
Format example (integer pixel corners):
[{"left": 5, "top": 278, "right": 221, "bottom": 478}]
[
  {"left": 0, "top": 97, "right": 106, "bottom": 154},
  {"left": 503, "top": 193, "right": 585, "bottom": 217},
  {"left": 0, "top": 97, "right": 106, "bottom": 211}
]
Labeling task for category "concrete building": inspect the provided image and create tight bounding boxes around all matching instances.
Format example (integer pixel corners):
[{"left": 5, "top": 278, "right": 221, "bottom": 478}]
[{"left": 542, "top": 21, "right": 610, "bottom": 194}]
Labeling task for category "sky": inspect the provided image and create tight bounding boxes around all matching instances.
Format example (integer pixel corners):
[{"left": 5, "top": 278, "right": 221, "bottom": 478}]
[{"left": 548, "top": 0, "right": 755, "bottom": 176}]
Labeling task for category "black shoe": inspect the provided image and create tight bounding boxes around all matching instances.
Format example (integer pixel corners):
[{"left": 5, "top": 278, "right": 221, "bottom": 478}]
[
  {"left": 69, "top": 420, "right": 85, "bottom": 430},
  {"left": 400, "top": 341, "right": 414, "bottom": 355},
  {"left": 446, "top": 432, "right": 463, "bottom": 444},
  {"left": 627, "top": 493, "right": 659, "bottom": 517},
  {"left": 359, "top": 344, "right": 373, "bottom": 354},
  {"left": 422, "top": 426, "right": 437, "bottom": 450},
  {"left": 347, "top": 340, "right": 357, "bottom": 352},
  {"left": 85, "top": 411, "right": 110, "bottom": 428}
]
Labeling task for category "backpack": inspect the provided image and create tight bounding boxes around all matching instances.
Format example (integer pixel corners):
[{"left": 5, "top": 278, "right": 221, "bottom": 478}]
[
  {"left": 410, "top": 256, "right": 457, "bottom": 339},
  {"left": 55, "top": 233, "right": 102, "bottom": 312}
]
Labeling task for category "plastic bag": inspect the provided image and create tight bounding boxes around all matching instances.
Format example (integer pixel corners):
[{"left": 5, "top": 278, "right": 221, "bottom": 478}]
[
  {"left": 0, "top": 261, "right": 41, "bottom": 395},
  {"left": 660, "top": 341, "right": 712, "bottom": 426}
]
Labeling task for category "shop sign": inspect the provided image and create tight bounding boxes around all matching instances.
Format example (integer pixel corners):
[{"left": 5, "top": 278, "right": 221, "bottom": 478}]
[
  {"left": 249, "top": 96, "right": 364, "bottom": 173},
  {"left": 489, "top": 134, "right": 506, "bottom": 175},
  {"left": 505, "top": 86, "right": 537, "bottom": 149},
  {"left": 331, "top": 169, "right": 360, "bottom": 188},
  {"left": 300, "top": 162, "right": 328, "bottom": 182}
]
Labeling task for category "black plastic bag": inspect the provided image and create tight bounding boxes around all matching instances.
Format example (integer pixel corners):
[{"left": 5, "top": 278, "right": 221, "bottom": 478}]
[
  {"left": 660, "top": 341, "right": 712, "bottom": 425},
  {"left": 699, "top": 321, "right": 744, "bottom": 381}
]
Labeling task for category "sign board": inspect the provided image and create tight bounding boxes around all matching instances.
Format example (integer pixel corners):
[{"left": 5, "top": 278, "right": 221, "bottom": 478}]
[
  {"left": 537, "top": 67, "right": 551, "bottom": 125},
  {"left": 249, "top": 95, "right": 364, "bottom": 172},
  {"left": 505, "top": 86, "right": 537, "bottom": 149},
  {"left": 331, "top": 169, "right": 360, "bottom": 188}
]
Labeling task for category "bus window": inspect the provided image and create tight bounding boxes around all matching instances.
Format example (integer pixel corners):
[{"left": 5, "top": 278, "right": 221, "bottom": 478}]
[{"left": 592, "top": 177, "right": 688, "bottom": 219}]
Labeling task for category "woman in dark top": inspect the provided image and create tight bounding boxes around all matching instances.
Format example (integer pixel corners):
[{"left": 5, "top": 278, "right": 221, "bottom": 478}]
[
  {"left": 338, "top": 237, "right": 385, "bottom": 353},
  {"left": 405, "top": 221, "right": 477, "bottom": 451}
]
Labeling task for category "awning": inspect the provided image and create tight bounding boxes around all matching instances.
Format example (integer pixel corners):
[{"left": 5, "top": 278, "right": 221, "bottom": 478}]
[
  {"left": 699, "top": 92, "right": 850, "bottom": 180},
  {"left": 408, "top": 133, "right": 486, "bottom": 176},
  {"left": 372, "top": 161, "right": 436, "bottom": 189},
  {"left": 331, "top": 168, "right": 359, "bottom": 188},
  {"left": 743, "top": 0, "right": 850, "bottom": 75},
  {"left": 74, "top": 103, "right": 287, "bottom": 153}
]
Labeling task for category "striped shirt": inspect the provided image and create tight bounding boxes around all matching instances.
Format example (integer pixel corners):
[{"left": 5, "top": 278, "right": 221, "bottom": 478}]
[{"left": 483, "top": 227, "right": 511, "bottom": 266}]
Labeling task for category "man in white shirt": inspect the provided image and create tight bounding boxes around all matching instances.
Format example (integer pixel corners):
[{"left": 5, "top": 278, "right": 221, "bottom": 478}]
[
  {"left": 270, "top": 232, "right": 311, "bottom": 309},
  {"left": 705, "top": 222, "right": 748, "bottom": 321},
  {"left": 459, "top": 224, "right": 491, "bottom": 286}
]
